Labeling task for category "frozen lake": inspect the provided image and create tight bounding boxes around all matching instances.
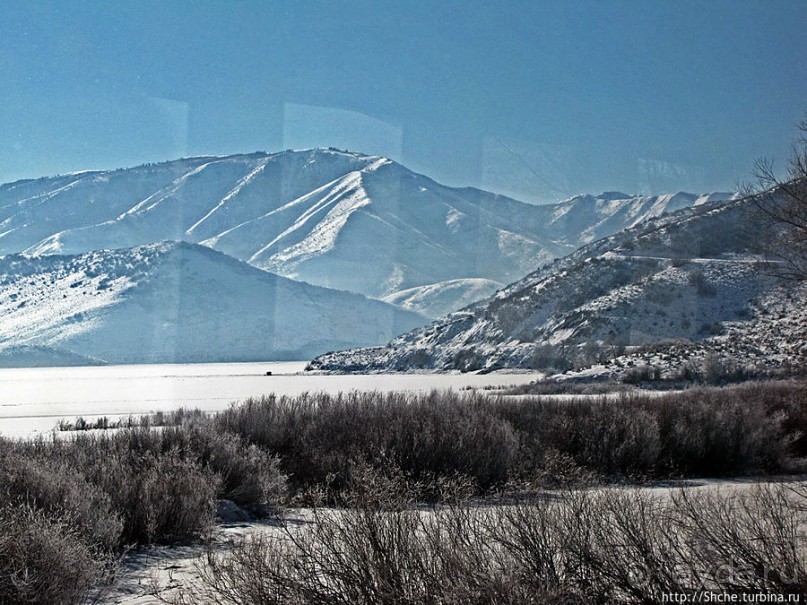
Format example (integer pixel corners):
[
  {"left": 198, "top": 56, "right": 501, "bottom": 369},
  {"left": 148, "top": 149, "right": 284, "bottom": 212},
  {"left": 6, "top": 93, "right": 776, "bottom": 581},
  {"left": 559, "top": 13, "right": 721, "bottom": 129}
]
[{"left": 0, "top": 362, "right": 542, "bottom": 438}]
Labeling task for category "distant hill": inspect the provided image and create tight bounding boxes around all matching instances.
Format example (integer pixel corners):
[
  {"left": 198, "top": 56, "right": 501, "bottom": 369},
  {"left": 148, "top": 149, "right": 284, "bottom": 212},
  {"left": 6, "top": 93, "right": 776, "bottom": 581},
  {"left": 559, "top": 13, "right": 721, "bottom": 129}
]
[
  {"left": 308, "top": 193, "right": 806, "bottom": 379},
  {"left": 0, "top": 242, "right": 425, "bottom": 365}
]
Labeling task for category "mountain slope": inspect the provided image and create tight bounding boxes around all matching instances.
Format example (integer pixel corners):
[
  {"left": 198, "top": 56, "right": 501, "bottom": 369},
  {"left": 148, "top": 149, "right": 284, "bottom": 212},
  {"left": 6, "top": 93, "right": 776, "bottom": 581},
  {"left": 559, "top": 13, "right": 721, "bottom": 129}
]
[
  {"left": 308, "top": 194, "right": 806, "bottom": 375},
  {"left": 381, "top": 278, "right": 503, "bottom": 319},
  {"left": 1, "top": 150, "right": 735, "bottom": 312},
  {"left": 544, "top": 191, "right": 737, "bottom": 248},
  {"left": 14, "top": 151, "right": 377, "bottom": 258},
  {"left": 11, "top": 151, "right": 559, "bottom": 298},
  {"left": 0, "top": 242, "right": 426, "bottom": 365}
]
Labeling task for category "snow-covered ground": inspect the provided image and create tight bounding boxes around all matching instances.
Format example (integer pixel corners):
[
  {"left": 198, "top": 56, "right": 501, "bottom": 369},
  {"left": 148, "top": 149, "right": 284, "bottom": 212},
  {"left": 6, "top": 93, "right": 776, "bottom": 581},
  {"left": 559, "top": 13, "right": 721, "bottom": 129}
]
[{"left": 0, "top": 362, "right": 542, "bottom": 438}]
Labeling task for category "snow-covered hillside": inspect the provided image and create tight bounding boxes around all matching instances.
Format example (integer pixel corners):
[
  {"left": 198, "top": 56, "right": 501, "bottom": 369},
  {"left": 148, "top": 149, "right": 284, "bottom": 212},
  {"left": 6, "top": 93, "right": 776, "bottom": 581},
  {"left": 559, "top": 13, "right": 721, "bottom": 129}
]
[
  {"left": 0, "top": 149, "right": 732, "bottom": 313},
  {"left": 381, "top": 278, "right": 503, "bottom": 319},
  {"left": 545, "top": 191, "right": 738, "bottom": 249},
  {"left": 308, "top": 194, "right": 806, "bottom": 376},
  {"left": 0, "top": 242, "right": 426, "bottom": 365}
]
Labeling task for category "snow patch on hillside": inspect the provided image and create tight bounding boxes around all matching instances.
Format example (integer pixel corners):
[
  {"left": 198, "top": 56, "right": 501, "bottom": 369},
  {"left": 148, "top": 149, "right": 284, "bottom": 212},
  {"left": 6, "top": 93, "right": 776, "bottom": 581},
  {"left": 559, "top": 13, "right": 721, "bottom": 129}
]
[
  {"left": 250, "top": 170, "right": 373, "bottom": 266},
  {"left": 382, "top": 278, "right": 503, "bottom": 318},
  {"left": 186, "top": 156, "right": 272, "bottom": 235}
]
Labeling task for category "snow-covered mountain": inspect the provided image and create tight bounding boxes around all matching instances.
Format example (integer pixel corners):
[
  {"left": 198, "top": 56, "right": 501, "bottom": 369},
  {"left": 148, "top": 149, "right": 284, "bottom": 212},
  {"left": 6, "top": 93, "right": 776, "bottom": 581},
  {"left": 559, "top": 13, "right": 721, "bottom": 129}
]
[
  {"left": 544, "top": 190, "right": 738, "bottom": 249},
  {"left": 308, "top": 193, "right": 806, "bottom": 376},
  {"left": 0, "top": 242, "right": 425, "bottom": 365},
  {"left": 0, "top": 149, "right": 735, "bottom": 313},
  {"left": 381, "top": 278, "right": 503, "bottom": 319}
]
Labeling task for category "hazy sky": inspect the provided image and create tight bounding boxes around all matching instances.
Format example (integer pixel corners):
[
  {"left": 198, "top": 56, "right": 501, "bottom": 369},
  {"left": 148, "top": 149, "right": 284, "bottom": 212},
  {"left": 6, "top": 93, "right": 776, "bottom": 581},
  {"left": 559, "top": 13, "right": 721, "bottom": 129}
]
[{"left": 1, "top": 0, "right": 805, "bottom": 202}]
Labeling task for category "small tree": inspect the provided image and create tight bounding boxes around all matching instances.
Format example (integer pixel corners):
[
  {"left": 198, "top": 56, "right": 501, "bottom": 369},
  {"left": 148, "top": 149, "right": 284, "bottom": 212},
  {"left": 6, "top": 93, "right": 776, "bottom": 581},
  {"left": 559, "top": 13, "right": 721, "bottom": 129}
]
[{"left": 747, "top": 116, "right": 807, "bottom": 280}]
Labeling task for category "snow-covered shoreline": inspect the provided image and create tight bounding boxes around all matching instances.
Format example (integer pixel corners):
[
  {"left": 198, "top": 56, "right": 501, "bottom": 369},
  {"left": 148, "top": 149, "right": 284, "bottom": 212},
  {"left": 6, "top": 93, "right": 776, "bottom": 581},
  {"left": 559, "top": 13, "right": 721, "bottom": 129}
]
[{"left": 0, "top": 362, "right": 543, "bottom": 438}]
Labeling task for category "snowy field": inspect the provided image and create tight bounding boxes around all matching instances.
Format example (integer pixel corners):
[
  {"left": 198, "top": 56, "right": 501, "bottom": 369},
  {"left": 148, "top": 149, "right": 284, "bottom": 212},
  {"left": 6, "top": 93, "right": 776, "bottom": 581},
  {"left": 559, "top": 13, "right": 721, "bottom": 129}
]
[{"left": 0, "top": 362, "right": 542, "bottom": 438}]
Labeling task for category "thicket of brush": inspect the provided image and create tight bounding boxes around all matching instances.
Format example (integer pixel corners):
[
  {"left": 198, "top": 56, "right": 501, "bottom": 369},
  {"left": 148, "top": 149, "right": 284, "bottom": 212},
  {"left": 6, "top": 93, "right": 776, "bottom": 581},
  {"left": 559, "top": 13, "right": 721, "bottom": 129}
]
[
  {"left": 172, "top": 474, "right": 807, "bottom": 604},
  {"left": 494, "top": 381, "right": 807, "bottom": 480},
  {"left": 0, "top": 425, "right": 286, "bottom": 604},
  {"left": 0, "top": 380, "right": 804, "bottom": 602},
  {"left": 215, "top": 381, "right": 807, "bottom": 494}
]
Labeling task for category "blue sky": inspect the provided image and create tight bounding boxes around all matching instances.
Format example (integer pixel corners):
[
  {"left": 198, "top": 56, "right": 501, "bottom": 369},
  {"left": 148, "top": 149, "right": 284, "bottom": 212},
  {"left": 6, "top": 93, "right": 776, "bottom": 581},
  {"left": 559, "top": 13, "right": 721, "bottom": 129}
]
[{"left": 1, "top": 0, "right": 805, "bottom": 202}]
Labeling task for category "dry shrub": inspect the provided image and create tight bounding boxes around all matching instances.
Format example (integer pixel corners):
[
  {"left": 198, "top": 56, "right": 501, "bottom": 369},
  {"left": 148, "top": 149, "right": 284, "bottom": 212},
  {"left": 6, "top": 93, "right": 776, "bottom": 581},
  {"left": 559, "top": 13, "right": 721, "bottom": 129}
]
[
  {"left": 209, "top": 383, "right": 807, "bottom": 494},
  {"left": 0, "top": 503, "right": 107, "bottom": 605},
  {"left": 175, "top": 483, "right": 807, "bottom": 604},
  {"left": 112, "top": 448, "right": 219, "bottom": 544},
  {"left": 217, "top": 391, "right": 519, "bottom": 496},
  {"left": 651, "top": 387, "right": 794, "bottom": 475},
  {"left": 157, "top": 425, "right": 287, "bottom": 514},
  {"left": 174, "top": 469, "right": 532, "bottom": 605},
  {"left": 496, "top": 382, "right": 805, "bottom": 480},
  {"left": 204, "top": 434, "right": 287, "bottom": 514},
  {"left": 0, "top": 447, "right": 123, "bottom": 552},
  {"left": 57, "top": 425, "right": 281, "bottom": 543},
  {"left": 671, "top": 485, "right": 806, "bottom": 594}
]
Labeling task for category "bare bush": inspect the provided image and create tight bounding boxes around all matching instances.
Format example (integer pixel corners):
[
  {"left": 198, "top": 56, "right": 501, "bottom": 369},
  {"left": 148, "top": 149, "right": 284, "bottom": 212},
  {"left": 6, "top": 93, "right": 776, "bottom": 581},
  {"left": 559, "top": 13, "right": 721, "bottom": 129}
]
[
  {"left": 174, "top": 483, "right": 807, "bottom": 604},
  {"left": 156, "top": 425, "right": 287, "bottom": 514},
  {"left": 217, "top": 391, "right": 519, "bottom": 496},
  {"left": 125, "top": 449, "right": 219, "bottom": 544},
  {"left": 495, "top": 382, "right": 805, "bottom": 481},
  {"left": 0, "top": 503, "right": 108, "bottom": 605},
  {"left": 681, "top": 485, "right": 805, "bottom": 592},
  {"left": 173, "top": 470, "right": 533, "bottom": 605},
  {"left": 0, "top": 447, "right": 123, "bottom": 552}
]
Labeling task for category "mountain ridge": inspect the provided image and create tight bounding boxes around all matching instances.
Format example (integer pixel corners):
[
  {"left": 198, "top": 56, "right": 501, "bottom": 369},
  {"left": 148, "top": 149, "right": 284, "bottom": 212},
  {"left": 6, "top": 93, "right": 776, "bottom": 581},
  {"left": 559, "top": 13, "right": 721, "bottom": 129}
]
[
  {"left": 0, "top": 149, "right": 737, "bottom": 316},
  {"left": 308, "top": 192, "right": 806, "bottom": 378}
]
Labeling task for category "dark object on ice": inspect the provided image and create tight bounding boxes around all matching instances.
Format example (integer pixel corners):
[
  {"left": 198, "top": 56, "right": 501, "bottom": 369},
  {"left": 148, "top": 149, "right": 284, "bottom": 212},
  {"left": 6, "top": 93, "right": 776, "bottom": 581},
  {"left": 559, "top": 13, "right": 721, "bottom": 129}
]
[{"left": 265, "top": 371, "right": 272, "bottom": 376}]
